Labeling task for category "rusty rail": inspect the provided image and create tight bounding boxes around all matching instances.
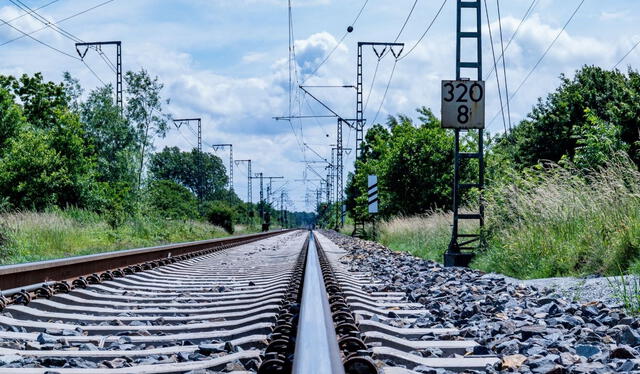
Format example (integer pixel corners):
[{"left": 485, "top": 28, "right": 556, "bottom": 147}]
[{"left": 0, "top": 230, "right": 293, "bottom": 293}]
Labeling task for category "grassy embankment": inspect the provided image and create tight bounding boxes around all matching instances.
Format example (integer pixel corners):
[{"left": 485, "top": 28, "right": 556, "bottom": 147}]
[
  {"left": 379, "top": 158, "right": 640, "bottom": 279},
  {"left": 0, "top": 208, "right": 253, "bottom": 265}
]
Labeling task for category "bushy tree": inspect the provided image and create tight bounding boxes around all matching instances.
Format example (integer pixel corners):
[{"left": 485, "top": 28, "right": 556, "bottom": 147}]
[
  {"left": 81, "top": 84, "right": 137, "bottom": 185},
  {"left": 495, "top": 66, "right": 640, "bottom": 169},
  {"left": 203, "top": 201, "right": 236, "bottom": 233},
  {"left": 148, "top": 146, "right": 228, "bottom": 200},
  {"left": 146, "top": 180, "right": 199, "bottom": 220},
  {"left": 125, "top": 69, "right": 170, "bottom": 190},
  {"left": 346, "top": 107, "right": 460, "bottom": 219}
]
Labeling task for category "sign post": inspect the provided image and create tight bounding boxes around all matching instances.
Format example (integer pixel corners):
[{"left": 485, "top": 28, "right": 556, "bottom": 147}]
[
  {"left": 442, "top": 0, "right": 485, "bottom": 267},
  {"left": 368, "top": 175, "right": 379, "bottom": 240}
]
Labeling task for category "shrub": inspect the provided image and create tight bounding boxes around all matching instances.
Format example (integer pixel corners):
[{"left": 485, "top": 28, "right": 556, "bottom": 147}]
[
  {"left": 146, "top": 180, "right": 199, "bottom": 220},
  {"left": 474, "top": 155, "right": 640, "bottom": 279},
  {"left": 204, "top": 201, "right": 236, "bottom": 234}
]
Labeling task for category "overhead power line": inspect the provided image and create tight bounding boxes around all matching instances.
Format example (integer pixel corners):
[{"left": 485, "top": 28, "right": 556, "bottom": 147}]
[
  {"left": 485, "top": 0, "right": 538, "bottom": 80},
  {"left": 484, "top": 0, "right": 508, "bottom": 133},
  {"left": 301, "top": 0, "right": 370, "bottom": 83},
  {"left": 510, "top": 0, "right": 585, "bottom": 99},
  {"left": 614, "top": 39, "right": 640, "bottom": 69},
  {"left": 397, "top": 0, "right": 448, "bottom": 61},
  {"left": 488, "top": 0, "right": 585, "bottom": 128},
  {"left": 0, "top": 0, "right": 115, "bottom": 47},
  {"left": 1, "top": 0, "right": 59, "bottom": 24},
  {"left": 0, "top": 16, "right": 80, "bottom": 59},
  {"left": 496, "top": 0, "right": 512, "bottom": 131},
  {"left": 394, "top": 0, "right": 419, "bottom": 43}
]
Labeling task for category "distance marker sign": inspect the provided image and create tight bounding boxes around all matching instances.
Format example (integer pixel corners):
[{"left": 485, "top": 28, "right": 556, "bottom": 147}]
[{"left": 441, "top": 80, "right": 485, "bottom": 129}]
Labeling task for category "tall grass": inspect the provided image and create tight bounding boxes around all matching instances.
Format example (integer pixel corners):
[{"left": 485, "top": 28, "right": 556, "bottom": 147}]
[
  {"left": 0, "top": 208, "right": 230, "bottom": 265},
  {"left": 475, "top": 156, "right": 640, "bottom": 279},
  {"left": 379, "top": 212, "right": 452, "bottom": 262},
  {"left": 376, "top": 156, "right": 640, "bottom": 280}
]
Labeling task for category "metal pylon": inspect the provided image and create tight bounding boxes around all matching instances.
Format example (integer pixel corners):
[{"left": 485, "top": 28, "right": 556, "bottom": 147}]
[{"left": 445, "top": 0, "right": 485, "bottom": 267}]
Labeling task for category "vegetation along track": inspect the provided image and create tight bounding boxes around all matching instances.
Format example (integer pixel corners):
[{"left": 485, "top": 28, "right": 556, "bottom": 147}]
[{"left": 0, "top": 230, "right": 499, "bottom": 373}]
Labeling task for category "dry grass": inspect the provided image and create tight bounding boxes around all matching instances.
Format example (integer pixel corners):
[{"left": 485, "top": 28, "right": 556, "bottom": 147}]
[
  {"left": 376, "top": 156, "right": 640, "bottom": 280},
  {"left": 379, "top": 212, "right": 453, "bottom": 262},
  {"left": 0, "top": 208, "right": 230, "bottom": 265},
  {"left": 475, "top": 156, "right": 640, "bottom": 278}
]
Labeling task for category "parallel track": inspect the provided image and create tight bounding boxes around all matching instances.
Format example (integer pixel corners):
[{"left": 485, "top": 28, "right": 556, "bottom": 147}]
[{"left": 0, "top": 230, "right": 499, "bottom": 373}]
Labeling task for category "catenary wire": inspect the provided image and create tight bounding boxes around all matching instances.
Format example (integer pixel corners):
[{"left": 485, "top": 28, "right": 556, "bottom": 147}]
[
  {"left": 484, "top": 0, "right": 508, "bottom": 133},
  {"left": 485, "top": 0, "right": 538, "bottom": 80},
  {"left": 496, "top": 0, "right": 511, "bottom": 131},
  {"left": 0, "top": 0, "right": 115, "bottom": 47},
  {"left": 488, "top": 0, "right": 585, "bottom": 128},
  {"left": 300, "top": 0, "right": 369, "bottom": 83},
  {"left": 397, "top": 0, "right": 448, "bottom": 61}
]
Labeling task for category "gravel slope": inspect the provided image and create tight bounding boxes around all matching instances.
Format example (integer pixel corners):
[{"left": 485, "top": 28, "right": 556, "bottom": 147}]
[{"left": 321, "top": 230, "right": 640, "bottom": 374}]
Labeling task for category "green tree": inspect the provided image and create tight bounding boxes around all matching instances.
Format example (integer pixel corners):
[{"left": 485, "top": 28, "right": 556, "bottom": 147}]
[
  {"left": 81, "top": 84, "right": 137, "bottom": 185},
  {"left": 346, "top": 107, "right": 458, "bottom": 219},
  {"left": 125, "top": 69, "right": 170, "bottom": 190},
  {"left": 146, "top": 180, "right": 199, "bottom": 220},
  {"left": 495, "top": 66, "right": 640, "bottom": 168},
  {"left": 0, "top": 73, "right": 69, "bottom": 130},
  {"left": 148, "top": 147, "right": 229, "bottom": 200},
  {"left": 0, "top": 111, "right": 94, "bottom": 209},
  {"left": 0, "top": 87, "right": 23, "bottom": 154}
]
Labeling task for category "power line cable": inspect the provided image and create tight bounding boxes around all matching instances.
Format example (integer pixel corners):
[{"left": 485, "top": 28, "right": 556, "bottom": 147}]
[
  {"left": 496, "top": 0, "right": 512, "bottom": 131},
  {"left": 485, "top": 0, "right": 538, "bottom": 80},
  {"left": 614, "top": 38, "right": 640, "bottom": 69},
  {"left": 1, "top": 0, "right": 59, "bottom": 24},
  {"left": 301, "top": 0, "right": 370, "bottom": 83},
  {"left": 82, "top": 60, "right": 107, "bottom": 85},
  {"left": 0, "top": 0, "right": 115, "bottom": 47},
  {"left": 484, "top": 0, "right": 507, "bottom": 133},
  {"left": 510, "top": 0, "right": 585, "bottom": 99},
  {"left": 397, "top": 0, "right": 447, "bottom": 61},
  {"left": 0, "top": 16, "right": 80, "bottom": 59},
  {"left": 9, "top": 0, "right": 82, "bottom": 43},
  {"left": 489, "top": 0, "right": 585, "bottom": 128},
  {"left": 371, "top": 59, "right": 398, "bottom": 125},
  {"left": 394, "top": 0, "right": 419, "bottom": 42}
]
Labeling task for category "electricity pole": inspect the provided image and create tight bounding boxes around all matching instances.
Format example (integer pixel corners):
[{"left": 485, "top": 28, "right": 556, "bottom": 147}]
[
  {"left": 173, "top": 118, "right": 204, "bottom": 199},
  {"left": 353, "top": 41, "right": 404, "bottom": 236},
  {"left": 75, "top": 41, "right": 123, "bottom": 113},
  {"left": 443, "top": 0, "right": 485, "bottom": 267},
  {"left": 235, "top": 160, "right": 252, "bottom": 205},
  {"left": 212, "top": 144, "right": 234, "bottom": 193}
]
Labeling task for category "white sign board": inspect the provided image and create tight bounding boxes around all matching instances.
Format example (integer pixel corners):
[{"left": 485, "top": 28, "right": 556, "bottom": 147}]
[
  {"left": 368, "top": 175, "right": 378, "bottom": 214},
  {"left": 441, "top": 80, "right": 485, "bottom": 129}
]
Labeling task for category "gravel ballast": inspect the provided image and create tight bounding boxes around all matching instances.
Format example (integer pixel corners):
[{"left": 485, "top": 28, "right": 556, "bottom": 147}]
[{"left": 321, "top": 230, "right": 640, "bottom": 374}]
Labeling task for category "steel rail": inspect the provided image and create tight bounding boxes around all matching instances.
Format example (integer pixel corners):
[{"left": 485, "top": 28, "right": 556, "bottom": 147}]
[
  {"left": 292, "top": 232, "right": 346, "bottom": 374},
  {"left": 0, "top": 230, "right": 292, "bottom": 294}
]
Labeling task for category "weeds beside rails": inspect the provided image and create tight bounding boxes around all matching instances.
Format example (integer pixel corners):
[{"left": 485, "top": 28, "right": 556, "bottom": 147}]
[
  {"left": 475, "top": 155, "right": 640, "bottom": 279},
  {"left": 608, "top": 274, "right": 640, "bottom": 316}
]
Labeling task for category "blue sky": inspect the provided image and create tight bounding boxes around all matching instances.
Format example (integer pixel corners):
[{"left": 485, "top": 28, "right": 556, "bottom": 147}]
[{"left": 1, "top": 0, "right": 639, "bottom": 211}]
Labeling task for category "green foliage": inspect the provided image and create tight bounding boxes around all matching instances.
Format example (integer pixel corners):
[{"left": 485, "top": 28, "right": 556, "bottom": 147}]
[
  {"left": 149, "top": 146, "right": 228, "bottom": 200},
  {"left": 81, "top": 84, "right": 137, "bottom": 185},
  {"left": 572, "top": 109, "right": 629, "bottom": 169},
  {"left": 0, "top": 87, "right": 23, "bottom": 152},
  {"left": 0, "top": 209, "right": 228, "bottom": 265},
  {"left": 474, "top": 156, "right": 640, "bottom": 279},
  {"left": 379, "top": 213, "right": 452, "bottom": 262},
  {"left": 0, "top": 110, "right": 94, "bottom": 210},
  {"left": 146, "top": 180, "right": 198, "bottom": 220},
  {"left": 203, "top": 201, "right": 236, "bottom": 233},
  {"left": 124, "top": 69, "right": 171, "bottom": 189},
  {"left": 346, "top": 107, "right": 471, "bottom": 222},
  {"left": 495, "top": 66, "right": 640, "bottom": 169}
]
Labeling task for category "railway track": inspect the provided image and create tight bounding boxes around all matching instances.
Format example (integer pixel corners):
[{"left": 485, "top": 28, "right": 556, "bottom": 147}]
[{"left": 0, "top": 230, "right": 499, "bottom": 373}]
